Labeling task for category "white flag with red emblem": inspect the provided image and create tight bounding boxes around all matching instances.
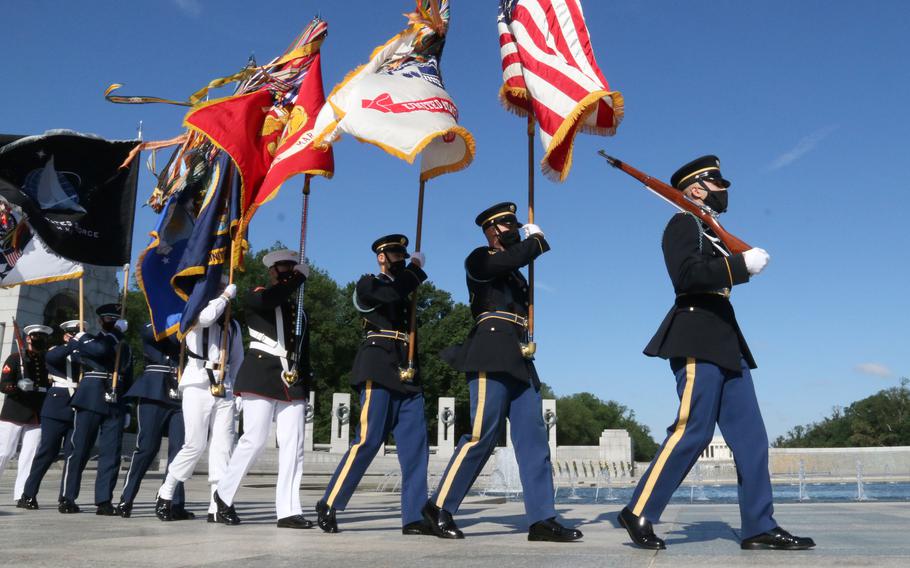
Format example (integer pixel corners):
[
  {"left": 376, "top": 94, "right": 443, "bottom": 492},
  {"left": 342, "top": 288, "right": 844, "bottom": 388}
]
[
  {"left": 313, "top": 1, "right": 474, "bottom": 181},
  {"left": 498, "top": 0, "right": 623, "bottom": 181}
]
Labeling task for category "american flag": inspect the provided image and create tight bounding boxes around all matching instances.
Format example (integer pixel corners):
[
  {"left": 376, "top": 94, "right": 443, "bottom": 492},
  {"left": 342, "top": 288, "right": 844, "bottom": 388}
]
[{"left": 498, "top": 0, "right": 623, "bottom": 181}]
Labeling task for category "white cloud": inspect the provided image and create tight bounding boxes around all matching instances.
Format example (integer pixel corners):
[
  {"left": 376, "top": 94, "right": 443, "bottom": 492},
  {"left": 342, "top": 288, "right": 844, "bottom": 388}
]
[
  {"left": 768, "top": 125, "right": 838, "bottom": 171},
  {"left": 535, "top": 281, "right": 557, "bottom": 293},
  {"left": 174, "top": 0, "right": 203, "bottom": 17},
  {"left": 854, "top": 362, "right": 893, "bottom": 378}
]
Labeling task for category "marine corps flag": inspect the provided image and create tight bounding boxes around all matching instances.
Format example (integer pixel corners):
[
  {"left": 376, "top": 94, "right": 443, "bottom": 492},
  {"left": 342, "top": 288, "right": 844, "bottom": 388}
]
[
  {"left": 498, "top": 0, "right": 623, "bottom": 181},
  {"left": 0, "top": 130, "right": 140, "bottom": 265},
  {"left": 312, "top": 0, "right": 475, "bottom": 181},
  {"left": 183, "top": 18, "right": 334, "bottom": 236}
]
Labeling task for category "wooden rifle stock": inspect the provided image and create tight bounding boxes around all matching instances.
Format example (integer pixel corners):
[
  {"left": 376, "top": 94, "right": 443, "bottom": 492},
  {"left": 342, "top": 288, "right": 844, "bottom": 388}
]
[{"left": 598, "top": 151, "right": 751, "bottom": 255}]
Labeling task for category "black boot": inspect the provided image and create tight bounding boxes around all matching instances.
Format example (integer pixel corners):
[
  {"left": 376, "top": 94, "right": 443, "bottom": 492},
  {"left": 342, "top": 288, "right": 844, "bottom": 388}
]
[
  {"left": 213, "top": 491, "right": 241, "bottom": 525},
  {"left": 421, "top": 500, "right": 464, "bottom": 539},
  {"left": 96, "top": 501, "right": 117, "bottom": 516},
  {"left": 155, "top": 496, "right": 173, "bottom": 521},
  {"left": 116, "top": 501, "right": 133, "bottom": 518},
  {"left": 171, "top": 506, "right": 196, "bottom": 521},
  {"left": 206, "top": 513, "right": 216, "bottom": 523},
  {"left": 17, "top": 496, "right": 39, "bottom": 510},
  {"left": 58, "top": 499, "right": 80, "bottom": 514},
  {"left": 402, "top": 520, "right": 434, "bottom": 535},
  {"left": 618, "top": 506, "right": 665, "bottom": 550},
  {"left": 741, "top": 527, "right": 816, "bottom": 550},
  {"left": 528, "top": 518, "right": 583, "bottom": 542},
  {"left": 315, "top": 500, "right": 338, "bottom": 533},
  {"left": 278, "top": 514, "right": 315, "bottom": 529}
]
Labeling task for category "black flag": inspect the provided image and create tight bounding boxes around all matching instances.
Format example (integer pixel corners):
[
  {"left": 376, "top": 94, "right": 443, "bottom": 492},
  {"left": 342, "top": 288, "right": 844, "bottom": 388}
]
[{"left": 0, "top": 130, "right": 140, "bottom": 266}]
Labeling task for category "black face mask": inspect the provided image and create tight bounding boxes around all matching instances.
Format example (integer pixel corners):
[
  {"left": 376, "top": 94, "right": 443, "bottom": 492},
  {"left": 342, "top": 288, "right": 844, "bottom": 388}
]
[
  {"left": 389, "top": 259, "right": 406, "bottom": 276},
  {"left": 498, "top": 228, "right": 521, "bottom": 248},
  {"left": 101, "top": 320, "right": 116, "bottom": 333},
  {"left": 29, "top": 337, "right": 47, "bottom": 351},
  {"left": 703, "top": 190, "right": 728, "bottom": 214}
]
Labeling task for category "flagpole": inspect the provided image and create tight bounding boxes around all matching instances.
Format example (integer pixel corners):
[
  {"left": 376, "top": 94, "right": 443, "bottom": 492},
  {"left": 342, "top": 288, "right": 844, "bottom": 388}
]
[
  {"left": 294, "top": 176, "right": 311, "bottom": 343},
  {"left": 212, "top": 233, "right": 235, "bottom": 398},
  {"left": 78, "top": 276, "right": 85, "bottom": 333},
  {"left": 526, "top": 115, "right": 536, "bottom": 348},
  {"left": 402, "top": 178, "right": 426, "bottom": 381},
  {"left": 107, "top": 263, "right": 130, "bottom": 403}
]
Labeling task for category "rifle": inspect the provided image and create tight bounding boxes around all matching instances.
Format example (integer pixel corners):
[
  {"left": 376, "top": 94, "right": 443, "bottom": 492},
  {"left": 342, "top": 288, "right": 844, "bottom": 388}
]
[
  {"left": 10, "top": 318, "right": 32, "bottom": 391},
  {"left": 598, "top": 151, "right": 751, "bottom": 255}
]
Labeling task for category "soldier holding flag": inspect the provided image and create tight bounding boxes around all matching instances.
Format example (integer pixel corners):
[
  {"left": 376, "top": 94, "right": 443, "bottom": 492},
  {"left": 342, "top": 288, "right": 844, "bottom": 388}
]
[
  {"left": 60, "top": 304, "right": 133, "bottom": 515},
  {"left": 155, "top": 283, "right": 242, "bottom": 522},
  {"left": 213, "top": 250, "right": 313, "bottom": 529},
  {"left": 316, "top": 235, "right": 431, "bottom": 535}
]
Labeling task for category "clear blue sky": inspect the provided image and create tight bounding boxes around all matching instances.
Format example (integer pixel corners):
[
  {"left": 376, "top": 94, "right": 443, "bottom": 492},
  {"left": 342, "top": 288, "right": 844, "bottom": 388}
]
[{"left": 3, "top": 1, "right": 908, "bottom": 442}]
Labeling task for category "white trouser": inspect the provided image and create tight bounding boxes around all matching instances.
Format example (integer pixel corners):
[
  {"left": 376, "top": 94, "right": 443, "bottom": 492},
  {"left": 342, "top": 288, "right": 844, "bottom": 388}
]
[
  {"left": 0, "top": 420, "right": 41, "bottom": 502},
  {"left": 217, "top": 394, "right": 305, "bottom": 520},
  {"left": 159, "top": 385, "right": 235, "bottom": 513}
]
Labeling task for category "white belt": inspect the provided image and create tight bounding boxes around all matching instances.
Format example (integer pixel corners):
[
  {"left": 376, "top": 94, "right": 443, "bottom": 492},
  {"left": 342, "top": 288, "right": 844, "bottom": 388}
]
[
  {"left": 49, "top": 375, "right": 79, "bottom": 389},
  {"left": 250, "top": 316, "right": 291, "bottom": 375}
]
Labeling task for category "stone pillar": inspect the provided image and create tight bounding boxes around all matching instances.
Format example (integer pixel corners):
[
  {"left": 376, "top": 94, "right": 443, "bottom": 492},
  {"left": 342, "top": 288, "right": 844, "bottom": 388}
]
[
  {"left": 437, "top": 396, "right": 455, "bottom": 458},
  {"left": 330, "top": 392, "right": 351, "bottom": 454},
  {"left": 542, "top": 399, "right": 557, "bottom": 457},
  {"left": 304, "top": 390, "right": 315, "bottom": 452},
  {"left": 599, "top": 429, "right": 632, "bottom": 465}
]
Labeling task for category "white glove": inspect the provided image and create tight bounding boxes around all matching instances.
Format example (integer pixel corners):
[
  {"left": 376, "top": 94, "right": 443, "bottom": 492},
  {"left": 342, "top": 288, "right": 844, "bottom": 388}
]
[
  {"left": 123, "top": 412, "right": 131, "bottom": 429},
  {"left": 17, "top": 378, "right": 35, "bottom": 392},
  {"left": 294, "top": 262, "right": 310, "bottom": 279},
  {"left": 74, "top": 331, "right": 87, "bottom": 341},
  {"left": 743, "top": 247, "right": 771, "bottom": 276},
  {"left": 411, "top": 251, "right": 426, "bottom": 268},
  {"left": 234, "top": 396, "right": 243, "bottom": 413},
  {"left": 520, "top": 224, "right": 544, "bottom": 239},
  {"left": 221, "top": 283, "right": 237, "bottom": 300},
  {"left": 114, "top": 319, "right": 128, "bottom": 333}
]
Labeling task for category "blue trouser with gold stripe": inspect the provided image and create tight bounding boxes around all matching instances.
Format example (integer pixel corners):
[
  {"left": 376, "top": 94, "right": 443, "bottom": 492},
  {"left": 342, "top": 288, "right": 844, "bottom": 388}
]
[
  {"left": 322, "top": 381, "right": 429, "bottom": 526},
  {"left": 119, "top": 400, "right": 185, "bottom": 507},
  {"left": 431, "top": 372, "right": 557, "bottom": 525},
  {"left": 628, "top": 358, "right": 777, "bottom": 539}
]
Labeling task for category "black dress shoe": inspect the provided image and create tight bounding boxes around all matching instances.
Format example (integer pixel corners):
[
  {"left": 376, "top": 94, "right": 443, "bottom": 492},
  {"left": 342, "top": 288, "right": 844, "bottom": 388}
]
[
  {"left": 17, "top": 496, "right": 39, "bottom": 510},
  {"left": 213, "top": 491, "right": 241, "bottom": 525},
  {"left": 171, "top": 506, "right": 196, "bottom": 521},
  {"left": 402, "top": 520, "right": 434, "bottom": 535},
  {"left": 58, "top": 499, "right": 80, "bottom": 514},
  {"left": 96, "top": 501, "right": 117, "bottom": 516},
  {"left": 155, "top": 496, "right": 173, "bottom": 521},
  {"left": 207, "top": 513, "right": 216, "bottom": 523},
  {"left": 278, "top": 514, "right": 315, "bottom": 529},
  {"left": 421, "top": 500, "right": 464, "bottom": 539},
  {"left": 528, "top": 518, "right": 583, "bottom": 542},
  {"left": 618, "top": 506, "right": 665, "bottom": 550},
  {"left": 315, "top": 500, "right": 339, "bottom": 533},
  {"left": 117, "top": 501, "right": 133, "bottom": 518},
  {"left": 741, "top": 527, "right": 816, "bottom": 550}
]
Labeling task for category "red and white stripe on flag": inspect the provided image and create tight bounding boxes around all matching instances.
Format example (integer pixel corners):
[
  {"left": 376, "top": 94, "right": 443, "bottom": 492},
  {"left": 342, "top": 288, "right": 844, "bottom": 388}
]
[{"left": 499, "top": 0, "right": 623, "bottom": 181}]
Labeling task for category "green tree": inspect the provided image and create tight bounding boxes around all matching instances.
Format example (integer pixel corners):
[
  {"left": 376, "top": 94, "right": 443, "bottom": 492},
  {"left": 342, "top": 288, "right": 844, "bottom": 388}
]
[
  {"left": 554, "top": 392, "right": 659, "bottom": 461},
  {"left": 773, "top": 379, "right": 910, "bottom": 448}
]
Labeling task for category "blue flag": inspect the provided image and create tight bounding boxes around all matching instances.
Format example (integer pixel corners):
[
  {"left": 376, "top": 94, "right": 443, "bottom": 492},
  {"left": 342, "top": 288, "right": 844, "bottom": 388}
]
[
  {"left": 136, "top": 184, "right": 194, "bottom": 338},
  {"left": 172, "top": 153, "right": 241, "bottom": 338}
]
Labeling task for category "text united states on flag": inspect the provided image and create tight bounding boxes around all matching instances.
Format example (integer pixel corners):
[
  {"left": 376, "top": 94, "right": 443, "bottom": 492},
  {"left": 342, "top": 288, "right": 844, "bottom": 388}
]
[{"left": 499, "top": 0, "right": 623, "bottom": 181}]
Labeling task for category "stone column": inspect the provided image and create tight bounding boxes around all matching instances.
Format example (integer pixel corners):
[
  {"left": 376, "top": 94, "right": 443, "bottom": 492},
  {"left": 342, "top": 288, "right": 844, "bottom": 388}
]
[
  {"left": 542, "top": 399, "right": 557, "bottom": 457},
  {"left": 599, "top": 429, "right": 632, "bottom": 465},
  {"left": 330, "top": 392, "right": 351, "bottom": 454},
  {"left": 304, "top": 390, "right": 315, "bottom": 452},
  {"left": 437, "top": 396, "right": 456, "bottom": 458}
]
